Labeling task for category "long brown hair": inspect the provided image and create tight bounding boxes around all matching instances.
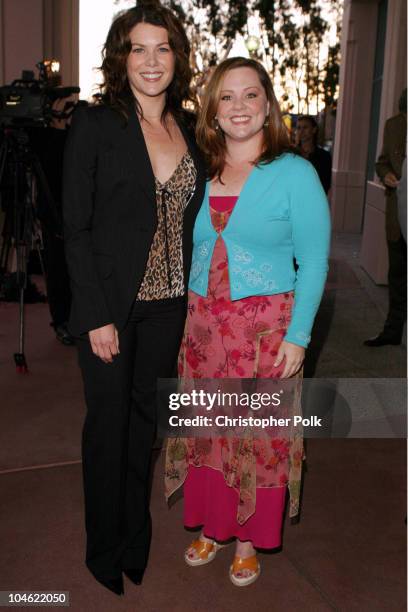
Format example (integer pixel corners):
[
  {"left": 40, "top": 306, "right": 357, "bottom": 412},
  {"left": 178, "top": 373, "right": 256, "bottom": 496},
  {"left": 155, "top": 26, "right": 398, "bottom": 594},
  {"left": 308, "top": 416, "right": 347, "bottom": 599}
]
[
  {"left": 100, "top": 1, "right": 196, "bottom": 122},
  {"left": 196, "top": 57, "right": 294, "bottom": 180}
]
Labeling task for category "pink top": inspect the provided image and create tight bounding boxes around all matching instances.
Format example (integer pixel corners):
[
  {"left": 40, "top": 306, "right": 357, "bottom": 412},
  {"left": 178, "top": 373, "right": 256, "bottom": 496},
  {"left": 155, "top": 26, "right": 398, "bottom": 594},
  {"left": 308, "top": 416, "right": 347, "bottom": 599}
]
[{"left": 209, "top": 195, "right": 238, "bottom": 213}]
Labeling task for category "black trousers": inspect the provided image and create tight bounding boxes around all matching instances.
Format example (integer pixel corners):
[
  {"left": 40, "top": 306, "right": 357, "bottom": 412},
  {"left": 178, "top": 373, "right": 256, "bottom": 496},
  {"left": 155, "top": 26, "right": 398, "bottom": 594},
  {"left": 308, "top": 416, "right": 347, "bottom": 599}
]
[
  {"left": 41, "top": 226, "right": 72, "bottom": 327},
  {"left": 77, "top": 296, "right": 186, "bottom": 580},
  {"left": 385, "top": 237, "right": 407, "bottom": 337}
]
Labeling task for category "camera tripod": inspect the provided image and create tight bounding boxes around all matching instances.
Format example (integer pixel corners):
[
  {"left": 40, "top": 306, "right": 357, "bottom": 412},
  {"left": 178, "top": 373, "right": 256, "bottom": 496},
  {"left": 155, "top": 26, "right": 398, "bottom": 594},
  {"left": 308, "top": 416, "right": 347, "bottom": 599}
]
[{"left": 0, "top": 126, "right": 56, "bottom": 372}]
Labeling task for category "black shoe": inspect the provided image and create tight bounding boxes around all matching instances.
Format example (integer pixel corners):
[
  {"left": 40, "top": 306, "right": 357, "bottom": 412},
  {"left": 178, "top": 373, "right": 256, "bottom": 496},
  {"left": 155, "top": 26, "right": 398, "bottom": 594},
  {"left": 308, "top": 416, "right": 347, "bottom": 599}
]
[
  {"left": 54, "top": 323, "right": 75, "bottom": 346},
  {"left": 123, "top": 568, "right": 144, "bottom": 586},
  {"left": 94, "top": 574, "right": 124, "bottom": 595},
  {"left": 364, "top": 332, "right": 401, "bottom": 347}
]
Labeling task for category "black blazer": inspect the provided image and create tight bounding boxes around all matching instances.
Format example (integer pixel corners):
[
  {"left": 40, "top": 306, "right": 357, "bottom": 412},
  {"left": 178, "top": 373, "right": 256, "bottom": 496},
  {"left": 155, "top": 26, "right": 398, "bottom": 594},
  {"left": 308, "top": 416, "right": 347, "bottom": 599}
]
[{"left": 62, "top": 103, "right": 206, "bottom": 337}]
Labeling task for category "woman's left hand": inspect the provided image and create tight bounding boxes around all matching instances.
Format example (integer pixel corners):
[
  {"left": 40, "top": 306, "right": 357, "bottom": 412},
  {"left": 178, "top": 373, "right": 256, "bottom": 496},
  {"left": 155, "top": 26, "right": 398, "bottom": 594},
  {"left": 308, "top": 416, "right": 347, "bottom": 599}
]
[{"left": 274, "top": 340, "right": 305, "bottom": 378}]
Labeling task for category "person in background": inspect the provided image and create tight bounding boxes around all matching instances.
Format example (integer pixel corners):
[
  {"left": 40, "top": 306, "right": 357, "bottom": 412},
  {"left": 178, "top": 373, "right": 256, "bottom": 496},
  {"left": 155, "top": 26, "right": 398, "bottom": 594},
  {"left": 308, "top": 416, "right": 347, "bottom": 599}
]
[
  {"left": 397, "top": 150, "right": 407, "bottom": 242},
  {"left": 364, "top": 89, "right": 407, "bottom": 347},
  {"left": 296, "top": 115, "right": 332, "bottom": 194}
]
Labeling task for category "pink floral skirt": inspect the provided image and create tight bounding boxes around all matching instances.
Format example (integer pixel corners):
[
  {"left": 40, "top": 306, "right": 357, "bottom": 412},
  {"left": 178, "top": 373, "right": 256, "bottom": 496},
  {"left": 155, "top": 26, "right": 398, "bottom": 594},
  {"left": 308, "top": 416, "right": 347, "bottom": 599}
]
[{"left": 165, "top": 225, "right": 303, "bottom": 547}]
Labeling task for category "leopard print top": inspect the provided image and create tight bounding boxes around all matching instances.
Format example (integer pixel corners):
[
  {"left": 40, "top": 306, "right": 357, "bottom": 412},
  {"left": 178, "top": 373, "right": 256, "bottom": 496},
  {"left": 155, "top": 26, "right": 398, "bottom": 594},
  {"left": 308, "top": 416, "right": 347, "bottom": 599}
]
[{"left": 137, "top": 150, "right": 196, "bottom": 301}]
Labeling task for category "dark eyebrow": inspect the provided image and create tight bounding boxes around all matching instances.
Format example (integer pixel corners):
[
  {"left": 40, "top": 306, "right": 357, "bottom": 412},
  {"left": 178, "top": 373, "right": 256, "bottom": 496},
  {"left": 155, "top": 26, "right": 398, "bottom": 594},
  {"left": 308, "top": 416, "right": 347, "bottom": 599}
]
[{"left": 130, "top": 41, "right": 170, "bottom": 47}]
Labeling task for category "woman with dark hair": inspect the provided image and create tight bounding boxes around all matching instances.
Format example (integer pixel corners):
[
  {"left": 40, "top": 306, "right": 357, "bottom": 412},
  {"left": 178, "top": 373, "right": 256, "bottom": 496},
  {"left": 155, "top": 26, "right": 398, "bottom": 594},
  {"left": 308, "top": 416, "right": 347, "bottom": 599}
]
[
  {"left": 166, "top": 57, "right": 330, "bottom": 586},
  {"left": 295, "top": 115, "right": 332, "bottom": 194},
  {"left": 63, "top": 1, "right": 205, "bottom": 595}
]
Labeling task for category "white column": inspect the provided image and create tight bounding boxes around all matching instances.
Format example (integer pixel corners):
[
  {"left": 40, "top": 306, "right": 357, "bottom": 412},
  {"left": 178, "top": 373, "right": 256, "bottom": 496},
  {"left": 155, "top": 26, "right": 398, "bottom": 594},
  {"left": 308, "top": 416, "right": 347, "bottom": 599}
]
[
  {"left": 331, "top": 0, "right": 379, "bottom": 233},
  {"left": 376, "top": 0, "right": 407, "bottom": 130}
]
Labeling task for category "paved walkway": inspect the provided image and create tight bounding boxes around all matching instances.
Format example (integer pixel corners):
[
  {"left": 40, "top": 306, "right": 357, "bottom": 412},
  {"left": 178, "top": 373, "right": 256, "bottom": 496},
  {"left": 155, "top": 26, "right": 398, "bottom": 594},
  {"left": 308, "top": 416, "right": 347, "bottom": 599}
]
[{"left": 0, "top": 233, "right": 406, "bottom": 611}]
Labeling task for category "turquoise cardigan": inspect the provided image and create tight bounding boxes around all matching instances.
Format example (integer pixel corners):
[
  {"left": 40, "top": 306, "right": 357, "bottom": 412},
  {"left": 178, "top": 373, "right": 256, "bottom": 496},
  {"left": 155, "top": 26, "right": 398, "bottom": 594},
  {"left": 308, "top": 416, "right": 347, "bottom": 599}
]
[{"left": 189, "top": 152, "right": 331, "bottom": 348}]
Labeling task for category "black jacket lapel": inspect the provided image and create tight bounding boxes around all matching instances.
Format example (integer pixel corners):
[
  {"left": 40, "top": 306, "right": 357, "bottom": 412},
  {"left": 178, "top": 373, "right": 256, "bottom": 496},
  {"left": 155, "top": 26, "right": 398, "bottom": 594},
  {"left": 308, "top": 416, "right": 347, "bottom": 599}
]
[{"left": 125, "top": 106, "right": 157, "bottom": 206}]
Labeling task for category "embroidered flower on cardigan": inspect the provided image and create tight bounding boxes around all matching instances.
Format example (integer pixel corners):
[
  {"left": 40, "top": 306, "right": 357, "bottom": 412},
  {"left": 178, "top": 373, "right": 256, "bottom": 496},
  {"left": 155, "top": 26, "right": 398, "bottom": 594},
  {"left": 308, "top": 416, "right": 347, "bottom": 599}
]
[
  {"left": 197, "top": 241, "right": 210, "bottom": 259},
  {"left": 190, "top": 261, "right": 203, "bottom": 280},
  {"left": 242, "top": 269, "right": 264, "bottom": 287},
  {"left": 263, "top": 279, "right": 278, "bottom": 291},
  {"left": 232, "top": 244, "right": 253, "bottom": 264}
]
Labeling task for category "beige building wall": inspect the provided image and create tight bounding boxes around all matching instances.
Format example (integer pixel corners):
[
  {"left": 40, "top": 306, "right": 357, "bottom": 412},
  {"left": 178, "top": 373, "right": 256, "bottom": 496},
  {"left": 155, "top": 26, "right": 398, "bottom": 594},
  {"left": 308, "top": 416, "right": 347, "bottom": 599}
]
[
  {"left": 0, "top": 0, "right": 79, "bottom": 86},
  {"left": 42, "top": 0, "right": 79, "bottom": 87},
  {"left": 0, "top": 0, "right": 44, "bottom": 83}
]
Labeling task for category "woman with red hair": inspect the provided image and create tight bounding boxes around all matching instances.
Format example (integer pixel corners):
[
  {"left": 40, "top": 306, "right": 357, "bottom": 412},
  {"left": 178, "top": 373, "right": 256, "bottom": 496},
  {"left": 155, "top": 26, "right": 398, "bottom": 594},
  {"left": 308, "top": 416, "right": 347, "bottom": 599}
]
[{"left": 166, "top": 57, "right": 330, "bottom": 587}]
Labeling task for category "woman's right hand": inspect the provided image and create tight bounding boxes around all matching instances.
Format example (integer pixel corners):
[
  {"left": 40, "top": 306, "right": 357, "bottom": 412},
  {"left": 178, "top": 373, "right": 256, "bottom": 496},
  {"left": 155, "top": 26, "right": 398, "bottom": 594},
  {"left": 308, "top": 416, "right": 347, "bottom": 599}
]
[{"left": 88, "top": 324, "right": 120, "bottom": 363}]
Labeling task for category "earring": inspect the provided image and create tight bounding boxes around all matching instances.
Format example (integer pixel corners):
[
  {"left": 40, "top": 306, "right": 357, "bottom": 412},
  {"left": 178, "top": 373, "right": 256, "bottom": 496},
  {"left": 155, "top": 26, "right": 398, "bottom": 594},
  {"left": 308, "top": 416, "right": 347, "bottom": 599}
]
[
  {"left": 213, "top": 117, "right": 220, "bottom": 131},
  {"left": 264, "top": 106, "right": 270, "bottom": 126}
]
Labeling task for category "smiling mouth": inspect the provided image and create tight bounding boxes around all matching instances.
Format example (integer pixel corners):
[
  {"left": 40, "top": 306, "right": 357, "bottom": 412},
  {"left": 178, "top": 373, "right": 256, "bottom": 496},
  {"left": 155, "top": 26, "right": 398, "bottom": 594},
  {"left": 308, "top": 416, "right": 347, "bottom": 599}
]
[
  {"left": 230, "top": 116, "right": 251, "bottom": 124},
  {"left": 140, "top": 72, "right": 163, "bottom": 82}
]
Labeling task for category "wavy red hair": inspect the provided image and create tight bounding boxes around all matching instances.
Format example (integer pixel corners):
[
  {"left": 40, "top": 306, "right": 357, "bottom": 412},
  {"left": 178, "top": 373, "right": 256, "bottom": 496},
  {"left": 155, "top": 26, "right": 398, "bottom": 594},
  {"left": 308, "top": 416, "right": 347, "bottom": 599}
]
[{"left": 196, "top": 57, "right": 294, "bottom": 180}]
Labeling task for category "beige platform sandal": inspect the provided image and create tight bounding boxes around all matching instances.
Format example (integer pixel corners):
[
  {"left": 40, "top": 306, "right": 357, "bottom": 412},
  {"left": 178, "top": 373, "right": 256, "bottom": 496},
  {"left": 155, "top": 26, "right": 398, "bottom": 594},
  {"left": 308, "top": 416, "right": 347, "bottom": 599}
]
[
  {"left": 184, "top": 538, "right": 227, "bottom": 567},
  {"left": 229, "top": 554, "right": 261, "bottom": 587}
]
